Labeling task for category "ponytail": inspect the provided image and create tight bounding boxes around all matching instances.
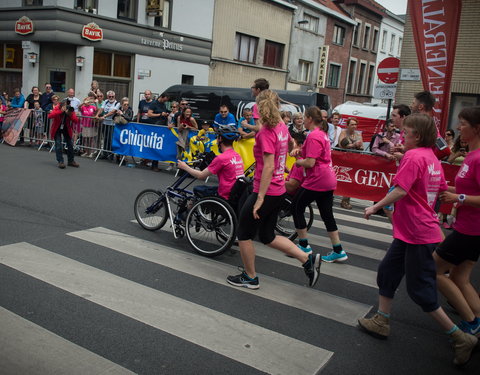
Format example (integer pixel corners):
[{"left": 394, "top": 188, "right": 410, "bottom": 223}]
[{"left": 257, "top": 89, "right": 281, "bottom": 128}]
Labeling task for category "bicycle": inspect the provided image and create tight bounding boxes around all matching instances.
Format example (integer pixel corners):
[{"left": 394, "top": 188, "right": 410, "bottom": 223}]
[{"left": 134, "top": 152, "right": 237, "bottom": 257}]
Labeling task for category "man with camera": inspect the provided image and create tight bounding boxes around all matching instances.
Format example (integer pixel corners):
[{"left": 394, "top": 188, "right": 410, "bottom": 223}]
[{"left": 48, "top": 98, "right": 80, "bottom": 169}]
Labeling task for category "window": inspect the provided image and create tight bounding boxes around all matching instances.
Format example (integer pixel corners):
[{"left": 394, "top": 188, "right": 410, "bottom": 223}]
[
  {"left": 234, "top": 33, "right": 258, "bottom": 64},
  {"left": 75, "top": 0, "right": 97, "bottom": 13},
  {"left": 381, "top": 30, "right": 388, "bottom": 51},
  {"left": 297, "top": 60, "right": 312, "bottom": 83},
  {"left": 366, "top": 64, "right": 375, "bottom": 95},
  {"left": 263, "top": 40, "right": 284, "bottom": 68},
  {"left": 397, "top": 37, "right": 403, "bottom": 56},
  {"left": 347, "top": 59, "right": 357, "bottom": 93},
  {"left": 327, "top": 64, "right": 341, "bottom": 88},
  {"left": 50, "top": 71, "right": 66, "bottom": 93},
  {"left": 154, "top": 0, "right": 171, "bottom": 28},
  {"left": 363, "top": 24, "right": 371, "bottom": 49},
  {"left": 0, "top": 44, "right": 23, "bottom": 69},
  {"left": 93, "top": 51, "right": 131, "bottom": 78},
  {"left": 372, "top": 28, "right": 379, "bottom": 52},
  {"left": 353, "top": 21, "right": 361, "bottom": 47},
  {"left": 117, "top": 0, "right": 137, "bottom": 21},
  {"left": 390, "top": 34, "right": 396, "bottom": 54},
  {"left": 357, "top": 62, "right": 367, "bottom": 94},
  {"left": 23, "top": 0, "right": 42, "bottom": 5},
  {"left": 333, "top": 25, "right": 346, "bottom": 46},
  {"left": 182, "top": 75, "right": 194, "bottom": 85},
  {"left": 300, "top": 13, "right": 319, "bottom": 33}
]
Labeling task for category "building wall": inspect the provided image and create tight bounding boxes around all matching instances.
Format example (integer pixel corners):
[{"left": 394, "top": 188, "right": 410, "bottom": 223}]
[
  {"left": 171, "top": 0, "right": 214, "bottom": 39},
  {"left": 322, "top": 16, "right": 354, "bottom": 108},
  {"left": 209, "top": 0, "right": 294, "bottom": 89},
  {"left": 396, "top": 0, "right": 480, "bottom": 129}
]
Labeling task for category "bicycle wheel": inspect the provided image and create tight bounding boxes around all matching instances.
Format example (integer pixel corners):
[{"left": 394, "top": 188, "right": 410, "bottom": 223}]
[
  {"left": 275, "top": 197, "right": 314, "bottom": 241},
  {"left": 185, "top": 197, "right": 237, "bottom": 257},
  {"left": 134, "top": 189, "right": 168, "bottom": 231}
]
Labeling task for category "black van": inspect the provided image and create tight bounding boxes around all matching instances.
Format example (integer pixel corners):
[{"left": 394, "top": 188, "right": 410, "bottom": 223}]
[{"left": 162, "top": 84, "right": 331, "bottom": 123}]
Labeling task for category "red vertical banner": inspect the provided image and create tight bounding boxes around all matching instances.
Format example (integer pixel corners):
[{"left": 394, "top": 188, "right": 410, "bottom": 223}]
[{"left": 408, "top": 0, "right": 462, "bottom": 135}]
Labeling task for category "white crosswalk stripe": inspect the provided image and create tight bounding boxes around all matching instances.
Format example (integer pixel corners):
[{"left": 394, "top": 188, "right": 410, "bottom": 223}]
[{"left": 0, "top": 207, "right": 391, "bottom": 375}]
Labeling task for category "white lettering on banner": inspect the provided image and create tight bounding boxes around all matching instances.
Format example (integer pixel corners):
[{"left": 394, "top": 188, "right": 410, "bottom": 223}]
[
  {"left": 354, "top": 169, "right": 395, "bottom": 188},
  {"left": 119, "top": 129, "right": 164, "bottom": 152},
  {"left": 140, "top": 37, "right": 183, "bottom": 51}
]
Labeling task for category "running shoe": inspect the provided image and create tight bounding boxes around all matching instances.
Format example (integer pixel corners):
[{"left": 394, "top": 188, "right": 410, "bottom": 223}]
[
  {"left": 227, "top": 270, "right": 259, "bottom": 290},
  {"left": 297, "top": 244, "right": 313, "bottom": 255},
  {"left": 322, "top": 250, "right": 348, "bottom": 263},
  {"left": 458, "top": 319, "right": 480, "bottom": 337},
  {"left": 303, "top": 253, "right": 321, "bottom": 287}
]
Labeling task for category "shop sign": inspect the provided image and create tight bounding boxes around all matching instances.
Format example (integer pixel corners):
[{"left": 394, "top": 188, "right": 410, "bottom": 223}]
[
  {"left": 141, "top": 37, "right": 183, "bottom": 51},
  {"left": 82, "top": 22, "right": 103, "bottom": 41},
  {"left": 317, "top": 45, "right": 329, "bottom": 88},
  {"left": 15, "top": 16, "right": 34, "bottom": 35}
]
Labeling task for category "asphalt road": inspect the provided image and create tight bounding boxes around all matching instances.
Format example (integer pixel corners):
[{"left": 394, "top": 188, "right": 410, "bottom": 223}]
[{"left": 1, "top": 143, "right": 479, "bottom": 374}]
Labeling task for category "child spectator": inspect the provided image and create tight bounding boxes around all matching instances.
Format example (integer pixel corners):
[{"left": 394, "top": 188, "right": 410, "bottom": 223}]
[{"left": 32, "top": 100, "right": 45, "bottom": 146}]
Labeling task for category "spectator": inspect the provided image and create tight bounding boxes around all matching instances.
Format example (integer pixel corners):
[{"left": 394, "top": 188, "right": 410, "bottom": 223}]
[
  {"left": 176, "top": 107, "right": 198, "bottom": 159},
  {"left": 79, "top": 93, "right": 98, "bottom": 157},
  {"left": 339, "top": 117, "right": 363, "bottom": 210},
  {"left": 445, "top": 129, "right": 455, "bottom": 150},
  {"left": 1, "top": 91, "right": 9, "bottom": 106},
  {"left": 281, "top": 110, "right": 292, "bottom": 127},
  {"left": 288, "top": 112, "right": 305, "bottom": 137},
  {"left": 0, "top": 99, "right": 7, "bottom": 140},
  {"left": 32, "top": 100, "right": 44, "bottom": 145},
  {"left": 390, "top": 104, "right": 411, "bottom": 160},
  {"left": 90, "top": 80, "right": 101, "bottom": 98},
  {"left": 49, "top": 95, "right": 60, "bottom": 111},
  {"left": 48, "top": 99, "right": 79, "bottom": 169},
  {"left": 167, "top": 101, "right": 179, "bottom": 126},
  {"left": 247, "top": 78, "right": 270, "bottom": 132},
  {"left": 237, "top": 107, "right": 256, "bottom": 139},
  {"left": 65, "top": 88, "right": 81, "bottom": 112},
  {"left": 24, "top": 86, "right": 41, "bottom": 109},
  {"left": 99, "top": 90, "right": 120, "bottom": 159},
  {"left": 40, "top": 83, "right": 54, "bottom": 111},
  {"left": 117, "top": 97, "right": 134, "bottom": 122},
  {"left": 10, "top": 88, "right": 25, "bottom": 108},
  {"left": 447, "top": 136, "right": 469, "bottom": 166},
  {"left": 137, "top": 89, "right": 154, "bottom": 123},
  {"left": 213, "top": 105, "right": 236, "bottom": 129},
  {"left": 147, "top": 93, "right": 169, "bottom": 171},
  {"left": 328, "top": 112, "right": 343, "bottom": 147},
  {"left": 371, "top": 120, "right": 402, "bottom": 160}
]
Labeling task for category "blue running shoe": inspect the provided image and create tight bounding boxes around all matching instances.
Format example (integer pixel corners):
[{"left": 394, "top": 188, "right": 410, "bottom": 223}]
[
  {"left": 459, "top": 319, "right": 480, "bottom": 338},
  {"left": 297, "top": 244, "right": 313, "bottom": 255},
  {"left": 322, "top": 250, "right": 348, "bottom": 263}
]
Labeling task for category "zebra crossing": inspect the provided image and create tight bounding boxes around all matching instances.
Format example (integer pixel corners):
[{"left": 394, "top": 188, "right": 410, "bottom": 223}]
[{"left": 0, "top": 206, "right": 394, "bottom": 375}]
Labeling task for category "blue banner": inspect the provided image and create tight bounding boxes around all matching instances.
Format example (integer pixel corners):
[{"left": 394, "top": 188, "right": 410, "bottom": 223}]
[{"left": 112, "top": 123, "right": 179, "bottom": 161}]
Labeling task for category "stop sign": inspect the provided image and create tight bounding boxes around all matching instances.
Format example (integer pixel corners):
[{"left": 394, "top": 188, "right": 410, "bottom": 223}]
[{"left": 377, "top": 57, "right": 400, "bottom": 84}]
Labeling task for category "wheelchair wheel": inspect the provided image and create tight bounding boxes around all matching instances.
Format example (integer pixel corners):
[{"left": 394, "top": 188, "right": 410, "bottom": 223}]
[
  {"left": 134, "top": 189, "right": 168, "bottom": 231},
  {"left": 185, "top": 197, "right": 237, "bottom": 257},
  {"left": 275, "top": 197, "right": 314, "bottom": 241}
]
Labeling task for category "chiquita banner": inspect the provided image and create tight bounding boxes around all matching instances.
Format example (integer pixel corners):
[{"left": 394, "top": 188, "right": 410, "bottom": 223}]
[{"left": 409, "top": 0, "right": 462, "bottom": 135}]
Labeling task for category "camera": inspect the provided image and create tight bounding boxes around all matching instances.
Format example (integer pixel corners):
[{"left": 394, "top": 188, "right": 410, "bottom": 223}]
[{"left": 62, "top": 99, "right": 74, "bottom": 112}]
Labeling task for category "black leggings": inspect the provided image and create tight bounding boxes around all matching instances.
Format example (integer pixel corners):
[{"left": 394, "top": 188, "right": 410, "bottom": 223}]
[
  {"left": 237, "top": 193, "right": 284, "bottom": 244},
  {"left": 293, "top": 188, "right": 338, "bottom": 232}
]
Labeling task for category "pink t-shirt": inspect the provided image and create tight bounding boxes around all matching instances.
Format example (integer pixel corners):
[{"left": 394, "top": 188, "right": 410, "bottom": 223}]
[
  {"left": 207, "top": 148, "right": 244, "bottom": 200},
  {"left": 80, "top": 104, "right": 97, "bottom": 128},
  {"left": 392, "top": 147, "right": 448, "bottom": 244},
  {"left": 253, "top": 122, "right": 289, "bottom": 196},
  {"left": 453, "top": 148, "right": 480, "bottom": 235},
  {"left": 286, "top": 164, "right": 305, "bottom": 196},
  {"left": 301, "top": 127, "right": 337, "bottom": 192},
  {"left": 252, "top": 104, "right": 259, "bottom": 120}
]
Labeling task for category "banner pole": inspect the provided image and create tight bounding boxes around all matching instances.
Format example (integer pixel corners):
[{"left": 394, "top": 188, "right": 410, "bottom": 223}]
[{"left": 386, "top": 99, "right": 392, "bottom": 121}]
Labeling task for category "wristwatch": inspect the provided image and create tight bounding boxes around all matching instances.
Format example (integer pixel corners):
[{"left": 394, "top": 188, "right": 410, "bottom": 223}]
[{"left": 458, "top": 194, "right": 466, "bottom": 204}]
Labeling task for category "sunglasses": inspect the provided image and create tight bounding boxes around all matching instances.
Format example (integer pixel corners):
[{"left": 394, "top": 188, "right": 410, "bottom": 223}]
[
  {"left": 108, "top": 96, "right": 114, "bottom": 98},
  {"left": 220, "top": 111, "right": 228, "bottom": 114},
  {"left": 446, "top": 133, "right": 453, "bottom": 136},
  {"left": 171, "top": 105, "right": 177, "bottom": 108}
]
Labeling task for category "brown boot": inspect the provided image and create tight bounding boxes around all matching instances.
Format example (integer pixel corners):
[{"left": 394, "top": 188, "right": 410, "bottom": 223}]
[
  {"left": 450, "top": 329, "right": 478, "bottom": 366},
  {"left": 358, "top": 313, "right": 390, "bottom": 339},
  {"left": 341, "top": 197, "right": 352, "bottom": 209},
  {"left": 68, "top": 161, "right": 80, "bottom": 168}
]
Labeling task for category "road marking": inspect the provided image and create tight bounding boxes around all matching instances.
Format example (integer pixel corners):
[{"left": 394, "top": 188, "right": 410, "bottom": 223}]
[
  {"left": 68, "top": 227, "right": 372, "bottom": 326},
  {"left": 329, "top": 212, "right": 392, "bottom": 231},
  {"left": 0, "top": 306, "right": 135, "bottom": 375}
]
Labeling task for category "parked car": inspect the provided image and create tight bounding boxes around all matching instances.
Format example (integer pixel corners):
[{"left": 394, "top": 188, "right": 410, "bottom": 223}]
[{"left": 163, "top": 84, "right": 331, "bottom": 123}]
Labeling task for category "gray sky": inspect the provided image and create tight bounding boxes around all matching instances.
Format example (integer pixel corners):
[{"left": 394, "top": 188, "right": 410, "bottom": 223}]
[{"left": 375, "top": 0, "right": 408, "bottom": 15}]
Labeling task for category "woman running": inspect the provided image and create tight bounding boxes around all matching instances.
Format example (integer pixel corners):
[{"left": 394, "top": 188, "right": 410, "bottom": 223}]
[{"left": 227, "top": 90, "right": 320, "bottom": 290}]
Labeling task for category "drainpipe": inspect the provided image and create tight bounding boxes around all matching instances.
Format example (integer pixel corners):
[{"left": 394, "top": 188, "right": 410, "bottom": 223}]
[{"left": 285, "top": 4, "right": 296, "bottom": 90}]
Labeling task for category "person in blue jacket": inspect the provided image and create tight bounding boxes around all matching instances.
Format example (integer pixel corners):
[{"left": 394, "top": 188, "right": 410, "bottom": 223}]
[
  {"left": 10, "top": 88, "right": 25, "bottom": 108},
  {"left": 213, "top": 105, "right": 236, "bottom": 129}
]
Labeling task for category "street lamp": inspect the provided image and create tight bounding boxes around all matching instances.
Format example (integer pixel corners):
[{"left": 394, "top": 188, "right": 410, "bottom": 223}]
[
  {"left": 27, "top": 52, "right": 38, "bottom": 66},
  {"left": 76, "top": 56, "right": 85, "bottom": 70}
]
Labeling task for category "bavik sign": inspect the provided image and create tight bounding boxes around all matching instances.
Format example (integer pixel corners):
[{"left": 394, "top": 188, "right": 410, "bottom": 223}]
[
  {"left": 82, "top": 22, "right": 103, "bottom": 41},
  {"left": 15, "top": 16, "right": 34, "bottom": 35}
]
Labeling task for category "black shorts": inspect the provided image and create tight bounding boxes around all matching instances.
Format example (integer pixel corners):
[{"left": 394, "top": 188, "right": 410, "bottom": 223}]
[
  {"left": 436, "top": 230, "right": 480, "bottom": 265},
  {"left": 236, "top": 192, "right": 284, "bottom": 244}
]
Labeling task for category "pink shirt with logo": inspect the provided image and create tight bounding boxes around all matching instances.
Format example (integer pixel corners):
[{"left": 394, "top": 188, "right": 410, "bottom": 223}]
[
  {"left": 453, "top": 148, "right": 480, "bottom": 235},
  {"left": 301, "top": 127, "right": 337, "bottom": 192},
  {"left": 253, "top": 122, "right": 289, "bottom": 196},
  {"left": 392, "top": 147, "right": 448, "bottom": 244},
  {"left": 207, "top": 148, "right": 244, "bottom": 200}
]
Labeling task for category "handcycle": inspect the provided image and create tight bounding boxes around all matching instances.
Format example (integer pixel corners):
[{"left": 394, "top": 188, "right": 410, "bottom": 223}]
[{"left": 134, "top": 152, "right": 238, "bottom": 257}]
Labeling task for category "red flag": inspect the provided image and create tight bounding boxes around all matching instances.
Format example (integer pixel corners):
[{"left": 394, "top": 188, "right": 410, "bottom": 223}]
[{"left": 408, "top": 0, "right": 462, "bottom": 135}]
